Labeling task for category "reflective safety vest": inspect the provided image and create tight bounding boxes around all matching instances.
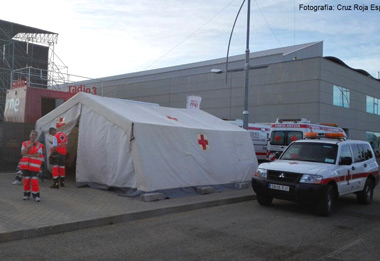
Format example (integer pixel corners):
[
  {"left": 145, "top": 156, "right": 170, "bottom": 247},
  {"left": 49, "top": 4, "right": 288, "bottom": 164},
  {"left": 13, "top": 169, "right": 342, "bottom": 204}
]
[
  {"left": 19, "top": 141, "right": 44, "bottom": 172},
  {"left": 55, "top": 132, "right": 67, "bottom": 155}
]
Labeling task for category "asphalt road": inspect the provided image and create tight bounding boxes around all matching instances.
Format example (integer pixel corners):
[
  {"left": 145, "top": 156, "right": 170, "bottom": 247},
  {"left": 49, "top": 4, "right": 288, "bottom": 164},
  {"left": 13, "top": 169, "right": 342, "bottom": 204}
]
[{"left": 1, "top": 186, "right": 380, "bottom": 261}]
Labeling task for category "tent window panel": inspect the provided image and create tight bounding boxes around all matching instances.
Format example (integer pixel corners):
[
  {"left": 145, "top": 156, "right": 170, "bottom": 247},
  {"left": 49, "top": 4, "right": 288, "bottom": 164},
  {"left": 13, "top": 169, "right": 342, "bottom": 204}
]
[{"left": 235, "top": 143, "right": 252, "bottom": 161}]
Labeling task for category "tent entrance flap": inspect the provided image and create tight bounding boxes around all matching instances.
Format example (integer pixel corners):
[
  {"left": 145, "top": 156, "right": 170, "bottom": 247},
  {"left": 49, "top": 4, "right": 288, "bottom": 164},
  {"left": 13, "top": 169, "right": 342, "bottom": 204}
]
[{"left": 66, "top": 125, "right": 79, "bottom": 177}]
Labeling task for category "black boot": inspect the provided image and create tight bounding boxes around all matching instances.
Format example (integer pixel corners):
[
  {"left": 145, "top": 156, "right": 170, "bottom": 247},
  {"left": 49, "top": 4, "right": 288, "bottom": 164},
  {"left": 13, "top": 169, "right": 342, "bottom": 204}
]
[
  {"left": 23, "top": 191, "right": 31, "bottom": 200},
  {"left": 60, "top": 177, "right": 65, "bottom": 187},
  {"left": 50, "top": 178, "right": 59, "bottom": 189},
  {"left": 33, "top": 192, "right": 41, "bottom": 202}
]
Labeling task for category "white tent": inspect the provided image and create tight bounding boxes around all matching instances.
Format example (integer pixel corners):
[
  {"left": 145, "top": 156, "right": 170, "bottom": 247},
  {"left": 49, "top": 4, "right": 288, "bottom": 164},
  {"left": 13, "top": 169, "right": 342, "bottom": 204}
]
[{"left": 35, "top": 93, "right": 257, "bottom": 194}]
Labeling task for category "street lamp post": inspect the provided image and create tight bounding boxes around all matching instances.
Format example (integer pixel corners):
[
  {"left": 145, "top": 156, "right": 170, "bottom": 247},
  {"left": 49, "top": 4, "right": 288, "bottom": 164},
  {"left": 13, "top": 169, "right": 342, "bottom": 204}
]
[
  {"left": 242, "top": 0, "right": 251, "bottom": 130},
  {"left": 210, "top": 0, "right": 251, "bottom": 130}
]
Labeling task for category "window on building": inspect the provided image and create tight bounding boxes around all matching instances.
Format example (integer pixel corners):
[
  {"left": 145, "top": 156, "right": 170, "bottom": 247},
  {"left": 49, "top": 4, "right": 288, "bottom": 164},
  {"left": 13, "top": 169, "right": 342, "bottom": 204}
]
[
  {"left": 366, "top": 131, "right": 380, "bottom": 154},
  {"left": 333, "top": 85, "right": 350, "bottom": 108},
  {"left": 366, "top": 95, "right": 379, "bottom": 115}
]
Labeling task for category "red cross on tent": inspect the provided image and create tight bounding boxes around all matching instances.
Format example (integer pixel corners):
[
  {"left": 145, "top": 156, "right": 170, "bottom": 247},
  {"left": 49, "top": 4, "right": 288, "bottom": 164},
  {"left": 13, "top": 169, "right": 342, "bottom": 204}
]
[
  {"left": 198, "top": 134, "right": 209, "bottom": 150},
  {"left": 167, "top": 116, "right": 178, "bottom": 121}
]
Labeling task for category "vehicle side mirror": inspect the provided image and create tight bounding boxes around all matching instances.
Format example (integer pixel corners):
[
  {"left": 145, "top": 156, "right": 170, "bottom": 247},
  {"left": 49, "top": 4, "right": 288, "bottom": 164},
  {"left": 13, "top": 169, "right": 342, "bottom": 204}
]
[
  {"left": 339, "top": 157, "right": 352, "bottom": 165},
  {"left": 275, "top": 151, "right": 282, "bottom": 159}
]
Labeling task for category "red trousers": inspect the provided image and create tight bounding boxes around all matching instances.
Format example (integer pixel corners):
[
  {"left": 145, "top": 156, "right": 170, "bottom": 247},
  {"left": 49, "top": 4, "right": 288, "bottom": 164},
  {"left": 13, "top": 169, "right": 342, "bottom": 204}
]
[{"left": 23, "top": 170, "right": 39, "bottom": 193}]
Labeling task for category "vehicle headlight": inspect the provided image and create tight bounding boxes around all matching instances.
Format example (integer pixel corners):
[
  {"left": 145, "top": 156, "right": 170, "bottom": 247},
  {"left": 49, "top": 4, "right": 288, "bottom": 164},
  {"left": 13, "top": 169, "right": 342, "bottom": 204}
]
[
  {"left": 254, "top": 168, "right": 267, "bottom": 178},
  {"left": 300, "top": 174, "right": 323, "bottom": 184}
]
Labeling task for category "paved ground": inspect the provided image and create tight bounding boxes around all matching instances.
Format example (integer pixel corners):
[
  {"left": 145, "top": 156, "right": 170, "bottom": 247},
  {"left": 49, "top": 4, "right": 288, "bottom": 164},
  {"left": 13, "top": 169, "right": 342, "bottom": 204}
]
[{"left": 0, "top": 172, "right": 255, "bottom": 243}]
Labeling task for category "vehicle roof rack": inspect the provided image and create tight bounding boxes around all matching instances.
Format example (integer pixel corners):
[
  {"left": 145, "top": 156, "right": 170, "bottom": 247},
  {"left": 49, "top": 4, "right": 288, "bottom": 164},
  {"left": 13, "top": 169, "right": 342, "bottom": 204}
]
[{"left": 275, "top": 118, "right": 310, "bottom": 123}]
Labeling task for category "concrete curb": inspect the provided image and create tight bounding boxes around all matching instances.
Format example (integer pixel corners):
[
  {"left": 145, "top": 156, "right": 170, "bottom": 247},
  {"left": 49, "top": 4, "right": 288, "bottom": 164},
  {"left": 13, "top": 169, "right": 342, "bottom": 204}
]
[{"left": 0, "top": 194, "right": 256, "bottom": 243}]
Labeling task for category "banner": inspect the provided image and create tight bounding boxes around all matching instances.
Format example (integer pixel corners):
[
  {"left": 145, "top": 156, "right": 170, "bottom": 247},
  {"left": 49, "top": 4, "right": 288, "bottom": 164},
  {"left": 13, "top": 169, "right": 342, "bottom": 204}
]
[
  {"left": 4, "top": 88, "right": 26, "bottom": 122},
  {"left": 186, "top": 95, "right": 202, "bottom": 110}
]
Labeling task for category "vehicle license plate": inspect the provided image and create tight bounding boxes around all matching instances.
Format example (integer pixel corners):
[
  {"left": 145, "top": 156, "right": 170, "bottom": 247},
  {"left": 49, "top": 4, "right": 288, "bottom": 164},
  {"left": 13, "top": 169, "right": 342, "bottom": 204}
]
[{"left": 268, "top": 183, "right": 289, "bottom": 192}]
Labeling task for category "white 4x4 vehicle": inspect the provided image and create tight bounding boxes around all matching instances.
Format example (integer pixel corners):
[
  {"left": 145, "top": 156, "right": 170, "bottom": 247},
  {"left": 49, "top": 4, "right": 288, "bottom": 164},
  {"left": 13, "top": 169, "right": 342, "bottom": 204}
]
[{"left": 252, "top": 134, "right": 380, "bottom": 216}]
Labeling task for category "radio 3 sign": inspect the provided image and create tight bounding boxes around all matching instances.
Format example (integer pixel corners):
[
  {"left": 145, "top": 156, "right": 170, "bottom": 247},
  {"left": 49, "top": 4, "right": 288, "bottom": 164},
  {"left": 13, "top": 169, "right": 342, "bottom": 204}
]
[{"left": 68, "top": 84, "right": 97, "bottom": 95}]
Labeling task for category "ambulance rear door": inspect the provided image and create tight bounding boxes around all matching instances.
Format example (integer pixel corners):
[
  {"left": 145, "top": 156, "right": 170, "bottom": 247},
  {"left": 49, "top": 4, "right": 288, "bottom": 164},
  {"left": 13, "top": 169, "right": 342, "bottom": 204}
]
[{"left": 268, "top": 128, "right": 303, "bottom": 152}]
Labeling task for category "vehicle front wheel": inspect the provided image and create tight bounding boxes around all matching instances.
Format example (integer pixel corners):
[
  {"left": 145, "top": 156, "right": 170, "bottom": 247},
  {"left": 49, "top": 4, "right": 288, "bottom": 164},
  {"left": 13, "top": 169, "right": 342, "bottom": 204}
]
[
  {"left": 256, "top": 193, "right": 273, "bottom": 206},
  {"left": 357, "top": 178, "right": 374, "bottom": 205},
  {"left": 316, "top": 184, "right": 335, "bottom": 217}
]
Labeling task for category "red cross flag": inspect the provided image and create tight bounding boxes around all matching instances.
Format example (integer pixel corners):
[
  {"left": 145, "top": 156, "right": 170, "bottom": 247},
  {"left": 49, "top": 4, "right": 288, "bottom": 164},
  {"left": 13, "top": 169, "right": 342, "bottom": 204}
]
[
  {"left": 56, "top": 117, "right": 65, "bottom": 129},
  {"left": 186, "top": 96, "right": 202, "bottom": 110},
  {"left": 197, "top": 134, "right": 209, "bottom": 150}
]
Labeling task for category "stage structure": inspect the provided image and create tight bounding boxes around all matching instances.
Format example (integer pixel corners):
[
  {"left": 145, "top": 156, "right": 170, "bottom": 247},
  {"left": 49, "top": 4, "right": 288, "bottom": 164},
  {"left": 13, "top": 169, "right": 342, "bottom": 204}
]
[
  {"left": 0, "top": 19, "right": 69, "bottom": 121},
  {"left": 0, "top": 20, "right": 78, "bottom": 171}
]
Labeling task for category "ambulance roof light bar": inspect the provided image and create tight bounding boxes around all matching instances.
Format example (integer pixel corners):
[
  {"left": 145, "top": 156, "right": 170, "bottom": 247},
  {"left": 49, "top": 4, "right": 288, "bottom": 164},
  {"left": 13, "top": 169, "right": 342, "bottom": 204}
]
[
  {"left": 319, "top": 123, "right": 340, "bottom": 127},
  {"left": 275, "top": 118, "right": 310, "bottom": 124},
  {"left": 304, "top": 132, "right": 346, "bottom": 140}
]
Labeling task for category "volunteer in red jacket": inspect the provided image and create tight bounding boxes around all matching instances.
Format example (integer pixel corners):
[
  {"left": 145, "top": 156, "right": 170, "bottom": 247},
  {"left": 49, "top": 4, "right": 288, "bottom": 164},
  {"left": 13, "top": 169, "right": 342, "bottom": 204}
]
[
  {"left": 20, "top": 130, "right": 44, "bottom": 202},
  {"left": 49, "top": 127, "right": 67, "bottom": 189}
]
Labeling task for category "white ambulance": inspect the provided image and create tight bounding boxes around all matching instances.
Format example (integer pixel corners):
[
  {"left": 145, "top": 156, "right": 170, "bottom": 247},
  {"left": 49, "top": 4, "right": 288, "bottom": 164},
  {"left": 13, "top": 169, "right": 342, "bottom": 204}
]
[
  {"left": 266, "top": 118, "right": 346, "bottom": 161},
  {"left": 252, "top": 132, "right": 379, "bottom": 216},
  {"left": 228, "top": 120, "right": 271, "bottom": 162}
]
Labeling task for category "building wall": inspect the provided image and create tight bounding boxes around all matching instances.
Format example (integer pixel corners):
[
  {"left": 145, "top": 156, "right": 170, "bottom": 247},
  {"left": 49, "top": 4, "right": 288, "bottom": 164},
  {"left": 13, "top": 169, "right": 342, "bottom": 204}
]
[
  {"left": 250, "top": 58, "right": 321, "bottom": 124},
  {"left": 101, "top": 62, "right": 233, "bottom": 119},
  {"left": 59, "top": 49, "right": 380, "bottom": 142},
  {"left": 319, "top": 58, "right": 380, "bottom": 140},
  {"left": 100, "top": 57, "right": 324, "bottom": 123}
]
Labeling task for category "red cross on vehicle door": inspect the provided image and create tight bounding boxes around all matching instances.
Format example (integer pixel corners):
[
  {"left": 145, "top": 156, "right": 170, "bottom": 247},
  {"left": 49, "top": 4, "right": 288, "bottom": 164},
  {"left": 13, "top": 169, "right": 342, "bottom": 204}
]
[{"left": 337, "top": 144, "right": 364, "bottom": 194}]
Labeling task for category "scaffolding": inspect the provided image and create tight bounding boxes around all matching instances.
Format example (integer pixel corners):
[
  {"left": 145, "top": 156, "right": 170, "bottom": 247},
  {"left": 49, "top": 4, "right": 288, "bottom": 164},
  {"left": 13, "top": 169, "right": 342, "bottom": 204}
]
[{"left": 0, "top": 19, "right": 69, "bottom": 121}]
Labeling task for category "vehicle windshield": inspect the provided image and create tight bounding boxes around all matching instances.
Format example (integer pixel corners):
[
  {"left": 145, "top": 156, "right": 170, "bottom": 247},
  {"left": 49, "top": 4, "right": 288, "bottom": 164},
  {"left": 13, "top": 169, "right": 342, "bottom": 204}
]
[{"left": 280, "top": 142, "right": 338, "bottom": 164}]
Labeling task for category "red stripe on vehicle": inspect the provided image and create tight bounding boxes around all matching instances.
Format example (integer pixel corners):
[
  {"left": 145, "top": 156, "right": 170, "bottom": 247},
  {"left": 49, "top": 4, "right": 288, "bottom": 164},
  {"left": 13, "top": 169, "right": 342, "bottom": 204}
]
[
  {"left": 248, "top": 127, "right": 270, "bottom": 131},
  {"left": 256, "top": 152, "right": 267, "bottom": 156},
  {"left": 321, "top": 171, "right": 378, "bottom": 185}
]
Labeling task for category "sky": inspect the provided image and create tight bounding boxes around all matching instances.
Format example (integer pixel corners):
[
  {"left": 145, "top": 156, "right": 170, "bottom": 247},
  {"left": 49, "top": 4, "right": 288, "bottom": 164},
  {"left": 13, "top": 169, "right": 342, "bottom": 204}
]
[{"left": 1, "top": 0, "right": 380, "bottom": 80}]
